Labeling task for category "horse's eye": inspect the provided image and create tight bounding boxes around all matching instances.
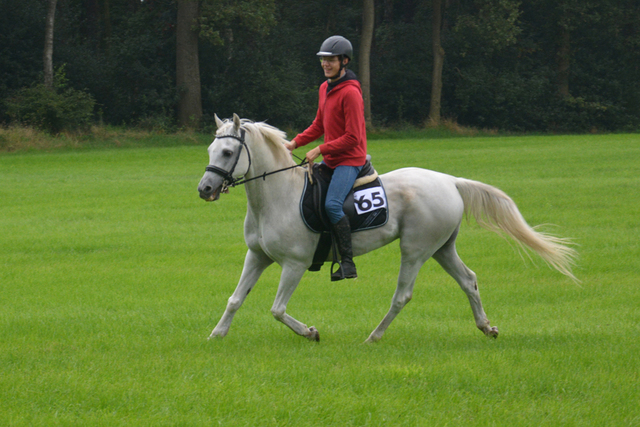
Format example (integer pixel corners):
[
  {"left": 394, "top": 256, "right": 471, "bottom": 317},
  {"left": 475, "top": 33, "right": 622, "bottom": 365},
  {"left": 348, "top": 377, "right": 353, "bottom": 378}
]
[{"left": 222, "top": 149, "right": 233, "bottom": 158}]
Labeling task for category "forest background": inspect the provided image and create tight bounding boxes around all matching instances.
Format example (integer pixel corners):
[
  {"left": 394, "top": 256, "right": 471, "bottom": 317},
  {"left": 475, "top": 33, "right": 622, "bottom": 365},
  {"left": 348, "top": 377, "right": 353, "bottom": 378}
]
[{"left": 1, "top": 0, "right": 639, "bottom": 135}]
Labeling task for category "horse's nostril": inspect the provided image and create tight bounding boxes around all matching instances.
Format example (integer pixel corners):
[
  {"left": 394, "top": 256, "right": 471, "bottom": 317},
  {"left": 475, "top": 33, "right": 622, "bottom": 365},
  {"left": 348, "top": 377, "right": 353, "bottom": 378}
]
[{"left": 203, "top": 185, "right": 212, "bottom": 193}]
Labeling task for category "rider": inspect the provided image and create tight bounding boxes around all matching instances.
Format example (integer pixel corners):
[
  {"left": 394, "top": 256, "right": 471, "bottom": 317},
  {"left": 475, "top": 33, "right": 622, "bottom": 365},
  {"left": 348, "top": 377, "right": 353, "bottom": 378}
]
[{"left": 284, "top": 35, "right": 368, "bottom": 281}]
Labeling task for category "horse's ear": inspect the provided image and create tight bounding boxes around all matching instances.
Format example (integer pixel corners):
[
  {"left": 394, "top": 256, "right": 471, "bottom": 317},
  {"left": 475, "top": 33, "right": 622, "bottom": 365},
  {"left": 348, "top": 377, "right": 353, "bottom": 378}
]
[
  {"left": 214, "top": 114, "right": 224, "bottom": 130},
  {"left": 233, "top": 113, "right": 241, "bottom": 132}
]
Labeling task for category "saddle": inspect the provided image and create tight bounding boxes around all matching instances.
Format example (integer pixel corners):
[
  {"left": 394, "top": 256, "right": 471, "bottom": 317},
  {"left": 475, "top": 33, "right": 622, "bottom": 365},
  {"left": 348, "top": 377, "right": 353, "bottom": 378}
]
[{"left": 300, "top": 157, "right": 388, "bottom": 271}]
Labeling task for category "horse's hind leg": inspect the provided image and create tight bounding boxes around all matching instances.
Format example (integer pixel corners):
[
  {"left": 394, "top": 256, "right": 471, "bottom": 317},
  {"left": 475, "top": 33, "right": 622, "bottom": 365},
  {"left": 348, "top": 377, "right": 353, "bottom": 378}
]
[
  {"left": 365, "top": 257, "right": 423, "bottom": 343},
  {"left": 432, "top": 232, "right": 498, "bottom": 338},
  {"left": 209, "top": 249, "right": 273, "bottom": 339}
]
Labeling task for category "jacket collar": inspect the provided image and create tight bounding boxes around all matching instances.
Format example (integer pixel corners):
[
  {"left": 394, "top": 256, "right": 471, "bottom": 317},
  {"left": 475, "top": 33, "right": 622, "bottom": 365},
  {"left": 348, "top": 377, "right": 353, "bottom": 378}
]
[{"left": 327, "top": 69, "right": 359, "bottom": 94}]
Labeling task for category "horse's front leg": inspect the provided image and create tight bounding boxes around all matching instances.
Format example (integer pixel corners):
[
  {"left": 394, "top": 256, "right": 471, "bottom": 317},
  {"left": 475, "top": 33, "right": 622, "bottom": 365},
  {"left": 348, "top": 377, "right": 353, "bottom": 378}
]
[
  {"left": 209, "top": 249, "right": 273, "bottom": 339},
  {"left": 270, "top": 262, "right": 320, "bottom": 341}
]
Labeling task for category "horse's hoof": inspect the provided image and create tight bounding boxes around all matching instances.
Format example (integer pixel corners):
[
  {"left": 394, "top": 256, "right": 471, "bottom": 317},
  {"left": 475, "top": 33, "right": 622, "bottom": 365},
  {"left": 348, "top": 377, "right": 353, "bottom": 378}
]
[
  {"left": 208, "top": 329, "right": 226, "bottom": 340},
  {"left": 307, "top": 326, "right": 320, "bottom": 342},
  {"left": 486, "top": 326, "right": 499, "bottom": 339}
]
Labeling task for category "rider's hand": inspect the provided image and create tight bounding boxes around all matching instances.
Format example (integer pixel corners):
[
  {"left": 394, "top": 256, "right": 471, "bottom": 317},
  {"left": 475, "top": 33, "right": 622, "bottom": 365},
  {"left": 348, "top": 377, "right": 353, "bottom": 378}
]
[
  {"left": 284, "top": 139, "right": 297, "bottom": 152},
  {"left": 306, "top": 146, "right": 322, "bottom": 163}
]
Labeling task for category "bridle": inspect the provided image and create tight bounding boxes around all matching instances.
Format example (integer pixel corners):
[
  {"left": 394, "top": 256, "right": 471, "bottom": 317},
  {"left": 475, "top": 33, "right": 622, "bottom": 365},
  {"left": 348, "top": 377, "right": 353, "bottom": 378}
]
[
  {"left": 204, "top": 127, "right": 307, "bottom": 193},
  {"left": 205, "top": 128, "right": 251, "bottom": 192}
]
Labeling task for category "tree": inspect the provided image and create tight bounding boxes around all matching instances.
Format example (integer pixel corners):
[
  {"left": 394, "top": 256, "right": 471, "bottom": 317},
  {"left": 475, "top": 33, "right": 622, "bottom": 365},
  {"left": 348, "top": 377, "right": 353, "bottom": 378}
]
[
  {"left": 176, "top": 0, "right": 202, "bottom": 128},
  {"left": 553, "top": 1, "right": 600, "bottom": 99},
  {"left": 176, "top": 0, "right": 276, "bottom": 128},
  {"left": 43, "top": 0, "right": 57, "bottom": 89},
  {"left": 359, "top": 0, "right": 374, "bottom": 128},
  {"left": 428, "top": 0, "right": 445, "bottom": 125}
]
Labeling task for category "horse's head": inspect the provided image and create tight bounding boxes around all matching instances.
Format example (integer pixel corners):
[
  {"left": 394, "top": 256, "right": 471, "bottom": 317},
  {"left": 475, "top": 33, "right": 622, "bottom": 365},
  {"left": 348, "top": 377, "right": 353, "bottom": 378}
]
[
  {"left": 198, "top": 114, "right": 295, "bottom": 202},
  {"left": 198, "top": 113, "right": 252, "bottom": 201}
]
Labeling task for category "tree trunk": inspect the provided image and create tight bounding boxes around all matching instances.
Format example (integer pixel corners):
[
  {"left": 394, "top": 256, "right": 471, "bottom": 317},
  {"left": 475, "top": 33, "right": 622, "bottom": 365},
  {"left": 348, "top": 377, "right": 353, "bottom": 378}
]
[
  {"left": 556, "top": 25, "right": 570, "bottom": 97},
  {"left": 101, "top": 0, "right": 112, "bottom": 54},
  {"left": 176, "top": 0, "right": 202, "bottom": 128},
  {"left": 383, "top": 0, "right": 394, "bottom": 22},
  {"left": 359, "top": 0, "right": 375, "bottom": 128},
  {"left": 44, "top": 0, "right": 57, "bottom": 89},
  {"left": 428, "top": 0, "right": 445, "bottom": 126}
]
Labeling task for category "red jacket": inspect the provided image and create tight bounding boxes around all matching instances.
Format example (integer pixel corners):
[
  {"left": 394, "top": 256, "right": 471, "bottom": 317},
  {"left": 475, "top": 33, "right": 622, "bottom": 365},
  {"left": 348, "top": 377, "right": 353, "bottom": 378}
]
[{"left": 294, "top": 71, "right": 367, "bottom": 168}]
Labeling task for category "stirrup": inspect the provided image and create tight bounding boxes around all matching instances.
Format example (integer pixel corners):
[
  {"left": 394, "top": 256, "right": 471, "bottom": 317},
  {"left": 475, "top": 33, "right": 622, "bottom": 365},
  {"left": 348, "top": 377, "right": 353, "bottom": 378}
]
[{"left": 331, "top": 260, "right": 357, "bottom": 282}]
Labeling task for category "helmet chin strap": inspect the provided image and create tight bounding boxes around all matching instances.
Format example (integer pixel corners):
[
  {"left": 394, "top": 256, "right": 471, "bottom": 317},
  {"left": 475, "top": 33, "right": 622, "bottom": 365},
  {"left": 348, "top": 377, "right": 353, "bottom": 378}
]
[{"left": 328, "top": 57, "right": 347, "bottom": 81}]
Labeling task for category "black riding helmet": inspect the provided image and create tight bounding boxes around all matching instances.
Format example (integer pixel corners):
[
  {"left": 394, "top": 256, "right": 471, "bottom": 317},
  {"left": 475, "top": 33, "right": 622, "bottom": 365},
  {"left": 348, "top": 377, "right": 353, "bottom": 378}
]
[
  {"left": 317, "top": 35, "right": 353, "bottom": 60},
  {"left": 317, "top": 36, "right": 353, "bottom": 80}
]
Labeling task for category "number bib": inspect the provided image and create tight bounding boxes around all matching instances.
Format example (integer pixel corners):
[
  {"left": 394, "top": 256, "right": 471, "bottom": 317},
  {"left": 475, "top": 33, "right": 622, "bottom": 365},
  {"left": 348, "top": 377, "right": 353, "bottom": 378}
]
[{"left": 353, "top": 186, "right": 387, "bottom": 215}]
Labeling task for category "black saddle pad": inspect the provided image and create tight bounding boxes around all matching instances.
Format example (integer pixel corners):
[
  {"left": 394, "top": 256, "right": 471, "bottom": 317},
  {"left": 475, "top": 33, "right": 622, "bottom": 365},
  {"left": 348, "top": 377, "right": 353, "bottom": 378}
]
[
  {"left": 300, "top": 161, "right": 389, "bottom": 272},
  {"left": 300, "top": 162, "right": 389, "bottom": 234}
]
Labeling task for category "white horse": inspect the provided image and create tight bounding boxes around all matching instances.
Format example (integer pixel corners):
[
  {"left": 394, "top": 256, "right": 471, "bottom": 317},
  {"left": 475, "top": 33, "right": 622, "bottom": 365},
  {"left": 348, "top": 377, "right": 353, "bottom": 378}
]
[{"left": 197, "top": 114, "right": 577, "bottom": 342}]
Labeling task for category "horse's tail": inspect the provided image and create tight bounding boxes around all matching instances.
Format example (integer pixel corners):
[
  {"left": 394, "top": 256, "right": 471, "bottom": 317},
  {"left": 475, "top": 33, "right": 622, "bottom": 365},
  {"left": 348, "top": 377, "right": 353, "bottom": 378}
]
[{"left": 455, "top": 177, "right": 578, "bottom": 282}]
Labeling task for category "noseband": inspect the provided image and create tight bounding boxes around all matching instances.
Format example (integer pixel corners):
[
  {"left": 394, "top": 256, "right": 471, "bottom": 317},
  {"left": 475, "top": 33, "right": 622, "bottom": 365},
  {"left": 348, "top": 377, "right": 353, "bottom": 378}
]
[{"left": 205, "top": 128, "right": 252, "bottom": 190}]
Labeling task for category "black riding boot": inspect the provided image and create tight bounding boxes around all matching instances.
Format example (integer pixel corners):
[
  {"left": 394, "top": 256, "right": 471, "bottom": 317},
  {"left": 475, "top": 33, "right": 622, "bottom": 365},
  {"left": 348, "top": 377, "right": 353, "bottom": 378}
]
[{"left": 331, "top": 216, "right": 357, "bottom": 281}]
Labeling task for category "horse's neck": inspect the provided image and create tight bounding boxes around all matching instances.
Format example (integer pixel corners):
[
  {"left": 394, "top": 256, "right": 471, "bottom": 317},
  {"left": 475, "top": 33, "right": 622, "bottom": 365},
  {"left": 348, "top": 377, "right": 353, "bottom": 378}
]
[{"left": 244, "top": 146, "right": 303, "bottom": 216}]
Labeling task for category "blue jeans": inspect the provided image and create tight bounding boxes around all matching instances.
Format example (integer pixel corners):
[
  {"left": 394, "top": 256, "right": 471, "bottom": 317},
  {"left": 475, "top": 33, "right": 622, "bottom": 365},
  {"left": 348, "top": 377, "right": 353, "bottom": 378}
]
[{"left": 325, "top": 164, "right": 363, "bottom": 225}]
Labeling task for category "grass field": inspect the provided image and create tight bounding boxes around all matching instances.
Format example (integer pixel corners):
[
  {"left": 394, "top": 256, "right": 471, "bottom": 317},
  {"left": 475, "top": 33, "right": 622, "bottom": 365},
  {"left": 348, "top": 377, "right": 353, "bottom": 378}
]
[{"left": 1, "top": 132, "right": 639, "bottom": 425}]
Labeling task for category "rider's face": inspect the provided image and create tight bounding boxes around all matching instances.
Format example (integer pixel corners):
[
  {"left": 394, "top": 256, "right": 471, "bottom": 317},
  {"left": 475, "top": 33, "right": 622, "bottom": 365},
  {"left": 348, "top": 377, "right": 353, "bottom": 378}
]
[{"left": 319, "top": 56, "right": 345, "bottom": 79}]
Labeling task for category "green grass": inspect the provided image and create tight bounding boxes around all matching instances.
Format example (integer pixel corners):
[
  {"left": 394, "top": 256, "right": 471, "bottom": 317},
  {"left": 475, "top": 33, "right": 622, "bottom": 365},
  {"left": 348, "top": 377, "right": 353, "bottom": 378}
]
[{"left": 1, "top": 133, "right": 639, "bottom": 425}]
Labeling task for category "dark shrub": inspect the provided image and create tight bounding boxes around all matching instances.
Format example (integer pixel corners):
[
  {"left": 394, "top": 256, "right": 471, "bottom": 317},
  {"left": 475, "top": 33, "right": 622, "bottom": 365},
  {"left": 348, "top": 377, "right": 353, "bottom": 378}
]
[{"left": 5, "top": 68, "right": 95, "bottom": 134}]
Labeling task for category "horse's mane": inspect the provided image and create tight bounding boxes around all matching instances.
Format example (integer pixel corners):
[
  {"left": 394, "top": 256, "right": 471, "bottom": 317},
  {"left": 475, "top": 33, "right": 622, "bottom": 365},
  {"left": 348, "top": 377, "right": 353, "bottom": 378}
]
[{"left": 216, "top": 118, "right": 295, "bottom": 165}]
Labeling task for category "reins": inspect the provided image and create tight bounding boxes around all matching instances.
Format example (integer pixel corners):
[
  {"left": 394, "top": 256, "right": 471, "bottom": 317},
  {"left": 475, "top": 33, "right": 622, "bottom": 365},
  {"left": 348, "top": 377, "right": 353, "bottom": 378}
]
[
  {"left": 231, "top": 158, "right": 308, "bottom": 187},
  {"left": 204, "top": 127, "right": 309, "bottom": 191}
]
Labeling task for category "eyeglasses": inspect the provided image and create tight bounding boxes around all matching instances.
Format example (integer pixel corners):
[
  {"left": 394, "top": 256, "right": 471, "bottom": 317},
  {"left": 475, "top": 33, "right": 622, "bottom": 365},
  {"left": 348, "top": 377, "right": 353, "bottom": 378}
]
[{"left": 319, "top": 57, "right": 340, "bottom": 64}]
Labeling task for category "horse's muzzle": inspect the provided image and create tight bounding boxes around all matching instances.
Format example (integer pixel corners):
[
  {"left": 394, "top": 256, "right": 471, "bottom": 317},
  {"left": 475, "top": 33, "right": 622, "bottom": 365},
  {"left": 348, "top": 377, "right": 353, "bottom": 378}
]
[{"left": 198, "top": 183, "right": 222, "bottom": 202}]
